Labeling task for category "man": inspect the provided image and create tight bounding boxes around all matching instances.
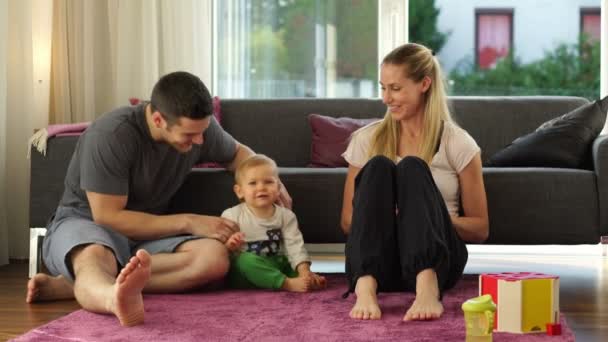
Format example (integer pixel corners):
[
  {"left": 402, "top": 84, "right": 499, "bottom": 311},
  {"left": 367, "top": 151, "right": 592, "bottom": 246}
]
[{"left": 26, "top": 71, "right": 292, "bottom": 326}]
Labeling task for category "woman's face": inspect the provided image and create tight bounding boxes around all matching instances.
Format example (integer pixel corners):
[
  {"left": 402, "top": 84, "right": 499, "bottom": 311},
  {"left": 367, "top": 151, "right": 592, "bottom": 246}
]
[{"left": 379, "top": 63, "right": 430, "bottom": 121}]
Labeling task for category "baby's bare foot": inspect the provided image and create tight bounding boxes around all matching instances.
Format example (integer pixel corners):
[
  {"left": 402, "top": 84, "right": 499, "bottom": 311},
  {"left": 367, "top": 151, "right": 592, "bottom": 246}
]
[
  {"left": 309, "top": 273, "right": 327, "bottom": 290},
  {"left": 350, "top": 276, "right": 381, "bottom": 320},
  {"left": 26, "top": 274, "right": 74, "bottom": 303},
  {"left": 282, "top": 275, "right": 311, "bottom": 292},
  {"left": 111, "top": 250, "right": 151, "bottom": 327}
]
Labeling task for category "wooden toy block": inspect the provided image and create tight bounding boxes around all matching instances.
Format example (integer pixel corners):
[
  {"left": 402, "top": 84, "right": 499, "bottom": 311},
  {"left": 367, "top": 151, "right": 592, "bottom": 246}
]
[{"left": 479, "top": 272, "right": 559, "bottom": 333}]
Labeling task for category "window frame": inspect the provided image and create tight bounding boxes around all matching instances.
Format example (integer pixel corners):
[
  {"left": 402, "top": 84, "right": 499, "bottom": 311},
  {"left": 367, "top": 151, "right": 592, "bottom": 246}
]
[
  {"left": 474, "top": 8, "right": 514, "bottom": 70},
  {"left": 581, "top": 7, "right": 601, "bottom": 42}
]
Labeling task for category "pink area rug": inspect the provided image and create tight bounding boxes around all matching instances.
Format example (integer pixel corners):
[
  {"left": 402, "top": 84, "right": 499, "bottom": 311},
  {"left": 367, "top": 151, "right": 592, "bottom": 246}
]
[{"left": 13, "top": 274, "right": 574, "bottom": 342}]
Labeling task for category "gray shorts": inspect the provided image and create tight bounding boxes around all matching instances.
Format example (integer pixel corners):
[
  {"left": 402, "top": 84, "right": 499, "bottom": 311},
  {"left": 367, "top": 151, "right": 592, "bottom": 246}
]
[{"left": 42, "top": 206, "right": 202, "bottom": 282}]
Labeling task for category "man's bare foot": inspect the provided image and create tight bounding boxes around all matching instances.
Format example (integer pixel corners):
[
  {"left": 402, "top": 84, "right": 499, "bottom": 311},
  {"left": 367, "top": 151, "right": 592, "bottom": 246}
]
[
  {"left": 26, "top": 274, "right": 74, "bottom": 303},
  {"left": 350, "top": 275, "right": 381, "bottom": 320},
  {"left": 225, "top": 232, "right": 245, "bottom": 252},
  {"left": 309, "top": 273, "right": 327, "bottom": 290},
  {"left": 110, "top": 249, "right": 151, "bottom": 327},
  {"left": 403, "top": 269, "right": 443, "bottom": 321},
  {"left": 281, "top": 275, "right": 311, "bottom": 292}
]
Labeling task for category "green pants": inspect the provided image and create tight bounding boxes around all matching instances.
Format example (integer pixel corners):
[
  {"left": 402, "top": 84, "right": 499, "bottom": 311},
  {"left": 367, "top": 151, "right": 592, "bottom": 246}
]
[{"left": 228, "top": 252, "right": 298, "bottom": 290}]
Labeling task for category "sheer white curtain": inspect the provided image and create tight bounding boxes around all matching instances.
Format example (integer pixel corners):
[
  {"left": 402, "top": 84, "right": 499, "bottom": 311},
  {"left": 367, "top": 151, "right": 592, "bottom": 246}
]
[
  {"left": 0, "top": 0, "right": 9, "bottom": 265},
  {"left": 51, "top": 0, "right": 213, "bottom": 124},
  {"left": 4, "top": 0, "right": 52, "bottom": 260}
]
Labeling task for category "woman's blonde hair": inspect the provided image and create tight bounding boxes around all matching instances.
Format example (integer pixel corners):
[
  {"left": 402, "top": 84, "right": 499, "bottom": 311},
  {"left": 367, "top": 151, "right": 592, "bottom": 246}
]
[{"left": 369, "top": 43, "right": 452, "bottom": 164}]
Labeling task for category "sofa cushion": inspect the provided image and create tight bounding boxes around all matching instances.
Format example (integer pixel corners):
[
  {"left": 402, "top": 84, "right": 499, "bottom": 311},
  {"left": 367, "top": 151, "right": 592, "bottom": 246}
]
[
  {"left": 308, "top": 114, "right": 378, "bottom": 167},
  {"left": 486, "top": 96, "right": 608, "bottom": 168}
]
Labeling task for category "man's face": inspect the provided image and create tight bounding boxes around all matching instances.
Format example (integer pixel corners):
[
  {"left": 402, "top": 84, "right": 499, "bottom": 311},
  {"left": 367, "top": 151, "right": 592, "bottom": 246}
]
[{"left": 161, "top": 116, "right": 211, "bottom": 153}]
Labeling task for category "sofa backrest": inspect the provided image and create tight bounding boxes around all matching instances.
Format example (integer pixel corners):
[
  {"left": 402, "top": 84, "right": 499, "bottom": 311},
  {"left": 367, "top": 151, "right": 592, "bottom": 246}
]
[{"left": 220, "top": 96, "right": 590, "bottom": 166}]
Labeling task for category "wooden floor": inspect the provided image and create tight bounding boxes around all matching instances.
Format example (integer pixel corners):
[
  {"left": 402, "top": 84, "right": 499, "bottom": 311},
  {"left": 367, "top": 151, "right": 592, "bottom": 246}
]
[{"left": 1, "top": 245, "right": 607, "bottom": 341}]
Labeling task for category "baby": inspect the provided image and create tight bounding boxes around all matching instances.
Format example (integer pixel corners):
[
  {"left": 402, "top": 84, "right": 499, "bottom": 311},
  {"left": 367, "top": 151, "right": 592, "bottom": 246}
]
[{"left": 222, "top": 154, "right": 326, "bottom": 292}]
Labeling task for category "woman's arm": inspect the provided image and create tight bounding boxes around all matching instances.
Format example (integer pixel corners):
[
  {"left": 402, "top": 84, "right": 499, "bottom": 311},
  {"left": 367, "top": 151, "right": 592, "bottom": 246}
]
[
  {"left": 452, "top": 153, "right": 489, "bottom": 243},
  {"left": 340, "top": 165, "right": 361, "bottom": 235}
]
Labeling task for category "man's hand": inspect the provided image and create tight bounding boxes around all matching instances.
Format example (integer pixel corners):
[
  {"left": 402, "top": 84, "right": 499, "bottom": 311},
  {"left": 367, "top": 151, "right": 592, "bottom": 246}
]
[
  {"left": 276, "top": 179, "right": 293, "bottom": 209},
  {"left": 187, "top": 215, "right": 239, "bottom": 243}
]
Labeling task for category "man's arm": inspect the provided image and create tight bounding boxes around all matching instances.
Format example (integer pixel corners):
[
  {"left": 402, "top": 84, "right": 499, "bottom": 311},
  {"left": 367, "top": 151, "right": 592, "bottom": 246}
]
[
  {"left": 86, "top": 191, "right": 238, "bottom": 241},
  {"left": 224, "top": 142, "right": 255, "bottom": 172}
]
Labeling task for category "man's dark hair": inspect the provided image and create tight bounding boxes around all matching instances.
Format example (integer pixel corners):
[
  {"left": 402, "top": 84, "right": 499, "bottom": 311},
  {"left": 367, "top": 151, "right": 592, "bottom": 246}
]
[{"left": 150, "top": 71, "right": 213, "bottom": 126}]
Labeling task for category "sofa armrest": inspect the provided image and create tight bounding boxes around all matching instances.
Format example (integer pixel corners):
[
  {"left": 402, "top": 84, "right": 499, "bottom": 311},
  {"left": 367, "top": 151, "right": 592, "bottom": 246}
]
[{"left": 593, "top": 134, "right": 608, "bottom": 237}]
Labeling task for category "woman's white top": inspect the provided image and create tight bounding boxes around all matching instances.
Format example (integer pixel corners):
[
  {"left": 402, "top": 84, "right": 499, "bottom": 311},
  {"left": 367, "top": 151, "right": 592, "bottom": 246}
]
[{"left": 342, "top": 120, "right": 480, "bottom": 216}]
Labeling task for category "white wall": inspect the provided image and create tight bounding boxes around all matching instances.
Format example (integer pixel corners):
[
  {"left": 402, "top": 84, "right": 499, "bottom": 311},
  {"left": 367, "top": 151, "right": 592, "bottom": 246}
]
[
  {"left": 436, "top": 0, "right": 601, "bottom": 73},
  {"left": 0, "top": 0, "right": 9, "bottom": 265}
]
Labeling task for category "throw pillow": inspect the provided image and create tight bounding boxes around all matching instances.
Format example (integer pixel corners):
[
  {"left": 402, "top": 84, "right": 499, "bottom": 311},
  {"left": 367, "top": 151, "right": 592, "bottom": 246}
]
[
  {"left": 486, "top": 96, "right": 608, "bottom": 168},
  {"left": 308, "top": 114, "right": 378, "bottom": 167}
]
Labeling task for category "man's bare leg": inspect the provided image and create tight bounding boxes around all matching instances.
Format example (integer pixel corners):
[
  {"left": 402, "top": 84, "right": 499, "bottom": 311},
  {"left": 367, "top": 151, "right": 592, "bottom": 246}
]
[
  {"left": 71, "top": 244, "right": 150, "bottom": 326},
  {"left": 26, "top": 274, "right": 74, "bottom": 303},
  {"left": 143, "top": 238, "right": 230, "bottom": 292},
  {"left": 403, "top": 268, "right": 443, "bottom": 321},
  {"left": 27, "top": 238, "right": 230, "bottom": 302},
  {"left": 350, "top": 275, "right": 382, "bottom": 320}
]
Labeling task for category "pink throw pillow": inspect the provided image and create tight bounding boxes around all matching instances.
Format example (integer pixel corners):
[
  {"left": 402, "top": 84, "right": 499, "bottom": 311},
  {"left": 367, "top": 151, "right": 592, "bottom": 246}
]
[{"left": 308, "top": 114, "right": 378, "bottom": 167}]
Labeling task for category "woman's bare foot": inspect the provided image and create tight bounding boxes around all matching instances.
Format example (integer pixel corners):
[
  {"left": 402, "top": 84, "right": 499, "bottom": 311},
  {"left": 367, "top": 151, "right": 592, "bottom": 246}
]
[
  {"left": 350, "top": 275, "right": 381, "bottom": 320},
  {"left": 282, "top": 275, "right": 311, "bottom": 292},
  {"left": 110, "top": 249, "right": 151, "bottom": 327},
  {"left": 26, "top": 274, "right": 74, "bottom": 303},
  {"left": 403, "top": 269, "right": 443, "bottom": 321}
]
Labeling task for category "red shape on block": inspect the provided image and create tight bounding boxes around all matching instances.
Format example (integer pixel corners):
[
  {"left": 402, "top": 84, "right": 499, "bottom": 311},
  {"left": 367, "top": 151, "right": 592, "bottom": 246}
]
[
  {"left": 546, "top": 323, "right": 562, "bottom": 336},
  {"left": 480, "top": 275, "right": 498, "bottom": 329}
]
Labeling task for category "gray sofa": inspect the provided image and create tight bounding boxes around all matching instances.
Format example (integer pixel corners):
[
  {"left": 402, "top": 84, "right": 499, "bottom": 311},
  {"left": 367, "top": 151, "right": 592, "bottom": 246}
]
[{"left": 30, "top": 96, "right": 608, "bottom": 248}]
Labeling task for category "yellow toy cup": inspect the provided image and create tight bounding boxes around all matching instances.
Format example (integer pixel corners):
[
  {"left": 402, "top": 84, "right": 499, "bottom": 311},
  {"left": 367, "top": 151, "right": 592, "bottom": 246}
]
[{"left": 462, "top": 294, "right": 496, "bottom": 342}]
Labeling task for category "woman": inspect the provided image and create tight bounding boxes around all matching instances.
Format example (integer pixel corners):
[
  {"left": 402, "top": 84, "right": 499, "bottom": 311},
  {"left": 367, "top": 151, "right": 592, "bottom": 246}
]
[{"left": 340, "top": 43, "right": 489, "bottom": 321}]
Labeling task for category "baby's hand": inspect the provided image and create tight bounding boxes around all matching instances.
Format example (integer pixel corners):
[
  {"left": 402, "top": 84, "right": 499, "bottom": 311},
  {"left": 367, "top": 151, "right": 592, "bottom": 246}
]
[{"left": 225, "top": 232, "right": 245, "bottom": 252}]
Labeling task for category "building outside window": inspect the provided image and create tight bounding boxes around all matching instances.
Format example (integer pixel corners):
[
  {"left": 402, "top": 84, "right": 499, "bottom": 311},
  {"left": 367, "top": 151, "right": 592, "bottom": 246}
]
[{"left": 436, "top": 0, "right": 601, "bottom": 99}]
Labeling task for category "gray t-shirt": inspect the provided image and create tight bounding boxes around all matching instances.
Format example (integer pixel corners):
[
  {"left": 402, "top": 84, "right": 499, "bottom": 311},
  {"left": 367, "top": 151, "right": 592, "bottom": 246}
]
[{"left": 59, "top": 103, "right": 237, "bottom": 218}]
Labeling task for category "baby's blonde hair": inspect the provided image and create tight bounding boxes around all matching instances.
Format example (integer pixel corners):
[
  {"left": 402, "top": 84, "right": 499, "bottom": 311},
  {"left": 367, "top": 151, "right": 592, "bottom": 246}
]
[{"left": 234, "top": 154, "right": 278, "bottom": 184}]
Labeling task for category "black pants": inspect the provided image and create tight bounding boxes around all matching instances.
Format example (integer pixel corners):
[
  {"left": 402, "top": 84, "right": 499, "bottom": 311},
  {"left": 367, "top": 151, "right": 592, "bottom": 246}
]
[{"left": 345, "top": 156, "right": 468, "bottom": 297}]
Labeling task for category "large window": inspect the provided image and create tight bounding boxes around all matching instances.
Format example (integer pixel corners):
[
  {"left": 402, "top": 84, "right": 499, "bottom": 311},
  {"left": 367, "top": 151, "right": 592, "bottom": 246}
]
[
  {"left": 214, "top": 1, "right": 602, "bottom": 100},
  {"left": 215, "top": 0, "right": 378, "bottom": 98},
  {"left": 475, "top": 10, "right": 513, "bottom": 70}
]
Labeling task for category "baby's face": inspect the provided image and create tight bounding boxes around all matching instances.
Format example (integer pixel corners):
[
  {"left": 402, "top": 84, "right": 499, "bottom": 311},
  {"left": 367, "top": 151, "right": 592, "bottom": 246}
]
[{"left": 236, "top": 164, "right": 280, "bottom": 209}]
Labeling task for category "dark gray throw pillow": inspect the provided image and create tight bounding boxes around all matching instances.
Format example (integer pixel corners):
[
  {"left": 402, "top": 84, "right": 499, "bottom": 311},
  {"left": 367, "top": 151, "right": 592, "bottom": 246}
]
[{"left": 486, "top": 96, "right": 608, "bottom": 168}]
